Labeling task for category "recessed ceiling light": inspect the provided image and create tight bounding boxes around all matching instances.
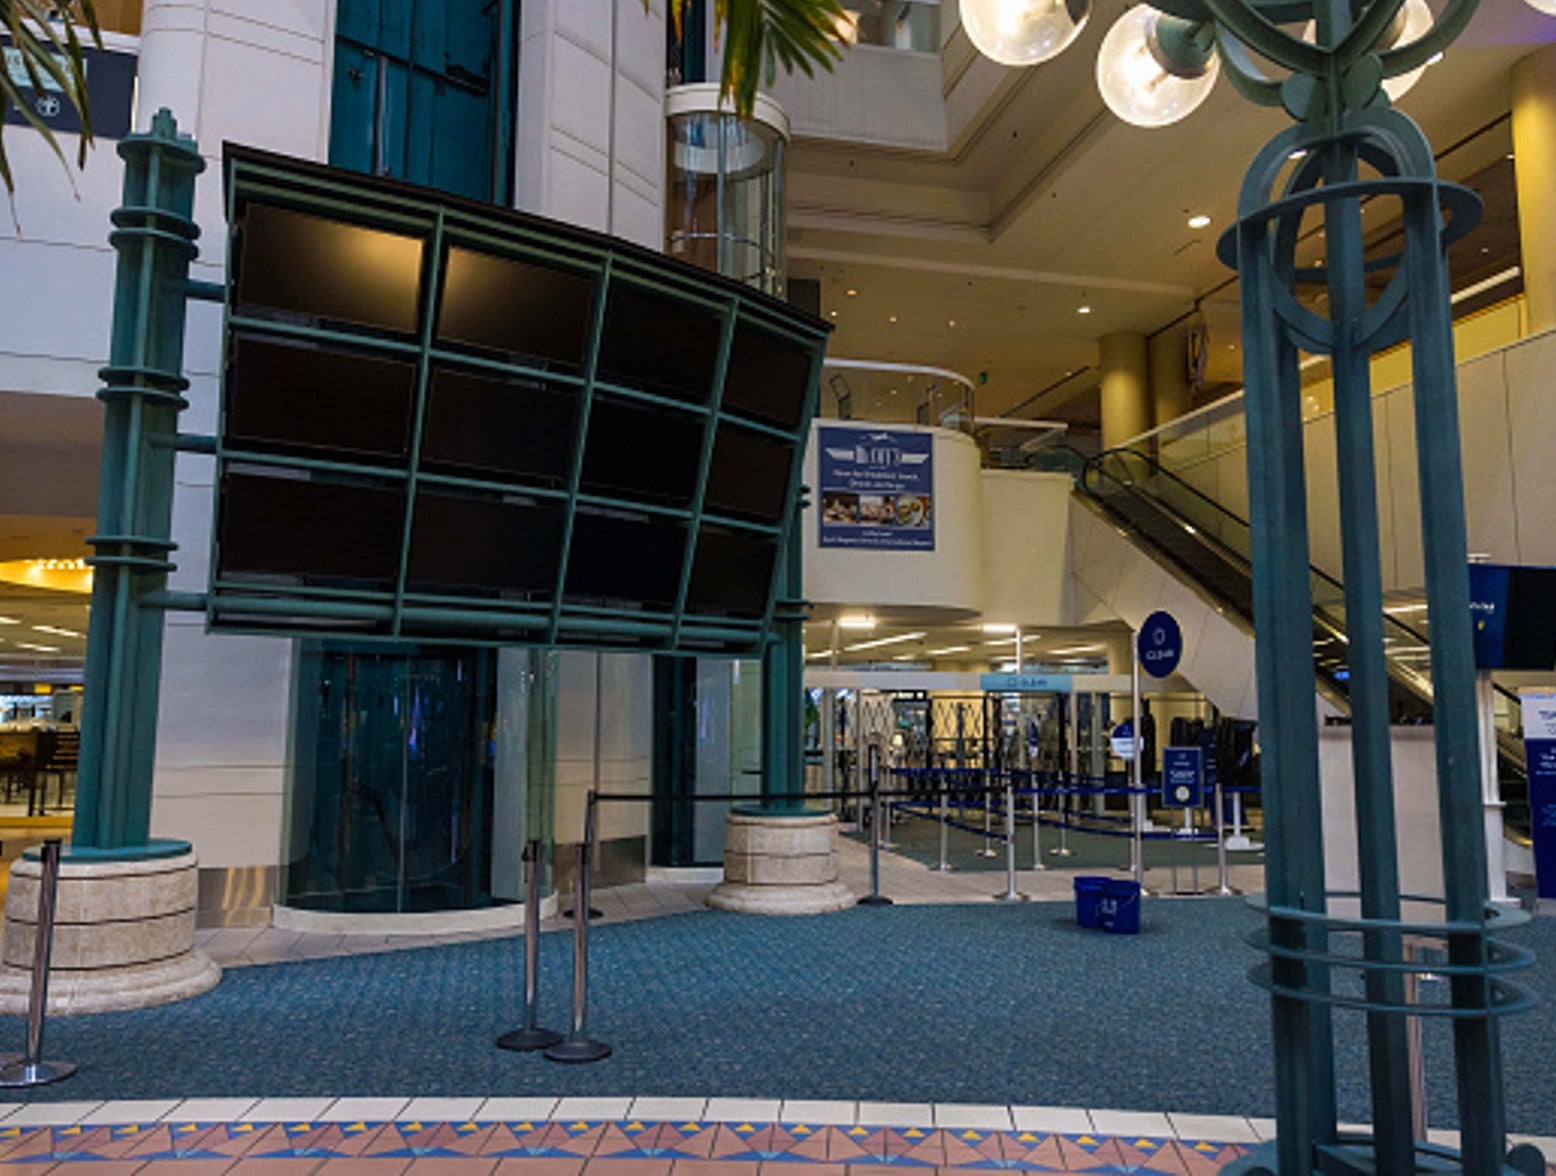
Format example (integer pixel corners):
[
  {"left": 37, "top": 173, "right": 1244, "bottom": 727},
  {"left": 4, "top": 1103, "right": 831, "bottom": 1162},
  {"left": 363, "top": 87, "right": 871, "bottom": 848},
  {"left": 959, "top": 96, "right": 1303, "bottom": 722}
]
[
  {"left": 828, "top": 309, "right": 838, "bottom": 318},
  {"left": 1077, "top": 305, "right": 1092, "bottom": 314},
  {"left": 927, "top": 645, "right": 972, "bottom": 655},
  {"left": 838, "top": 616, "right": 877, "bottom": 630},
  {"left": 15, "top": 643, "right": 59, "bottom": 653},
  {"left": 846, "top": 287, "right": 858, "bottom": 296},
  {"left": 982, "top": 623, "right": 1018, "bottom": 634},
  {"left": 948, "top": 319, "right": 957, "bottom": 328},
  {"left": 1187, "top": 214, "right": 1211, "bottom": 229},
  {"left": 888, "top": 314, "right": 898, "bottom": 323},
  {"left": 0, "top": 616, "right": 18, "bottom": 625}
]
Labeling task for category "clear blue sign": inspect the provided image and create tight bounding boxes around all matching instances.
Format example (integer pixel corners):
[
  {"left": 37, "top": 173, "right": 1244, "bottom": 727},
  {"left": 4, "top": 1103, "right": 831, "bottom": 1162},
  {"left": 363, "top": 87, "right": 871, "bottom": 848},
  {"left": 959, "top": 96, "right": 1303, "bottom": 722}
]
[
  {"left": 817, "top": 426, "right": 934, "bottom": 551},
  {"left": 1162, "top": 746, "right": 1204, "bottom": 808},
  {"left": 980, "top": 673, "right": 1073, "bottom": 694},
  {"left": 1137, "top": 610, "right": 1183, "bottom": 679}
]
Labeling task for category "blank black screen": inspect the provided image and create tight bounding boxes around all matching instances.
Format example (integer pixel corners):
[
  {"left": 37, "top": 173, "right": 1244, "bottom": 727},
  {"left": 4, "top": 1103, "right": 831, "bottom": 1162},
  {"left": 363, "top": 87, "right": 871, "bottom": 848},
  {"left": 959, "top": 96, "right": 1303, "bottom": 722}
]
[
  {"left": 421, "top": 366, "right": 578, "bottom": 485},
  {"left": 722, "top": 320, "right": 813, "bottom": 428},
  {"left": 437, "top": 247, "right": 596, "bottom": 367},
  {"left": 225, "top": 334, "right": 415, "bottom": 460},
  {"left": 235, "top": 203, "right": 423, "bottom": 333},
  {"left": 597, "top": 282, "right": 721, "bottom": 404},
  {"left": 218, "top": 471, "right": 404, "bottom": 585},
  {"left": 580, "top": 396, "right": 703, "bottom": 506},
  {"left": 687, "top": 526, "right": 777, "bottom": 618},
  {"left": 407, "top": 492, "right": 564, "bottom": 595},
  {"left": 704, "top": 424, "right": 794, "bottom": 524},
  {"left": 566, "top": 510, "right": 685, "bottom": 609}
]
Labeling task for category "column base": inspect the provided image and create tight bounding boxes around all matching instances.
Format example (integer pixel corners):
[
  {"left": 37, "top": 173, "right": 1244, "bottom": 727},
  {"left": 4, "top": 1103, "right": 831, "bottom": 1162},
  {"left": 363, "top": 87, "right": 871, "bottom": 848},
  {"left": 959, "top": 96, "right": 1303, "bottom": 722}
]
[
  {"left": 0, "top": 849, "right": 221, "bottom": 1014},
  {"left": 706, "top": 811, "right": 854, "bottom": 916}
]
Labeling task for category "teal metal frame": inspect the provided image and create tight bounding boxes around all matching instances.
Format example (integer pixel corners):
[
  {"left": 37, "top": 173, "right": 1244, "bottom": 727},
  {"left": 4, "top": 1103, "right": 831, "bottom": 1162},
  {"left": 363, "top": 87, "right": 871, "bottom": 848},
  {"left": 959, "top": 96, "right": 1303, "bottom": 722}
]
[
  {"left": 72, "top": 111, "right": 205, "bottom": 859},
  {"left": 209, "top": 146, "right": 829, "bottom": 664}
]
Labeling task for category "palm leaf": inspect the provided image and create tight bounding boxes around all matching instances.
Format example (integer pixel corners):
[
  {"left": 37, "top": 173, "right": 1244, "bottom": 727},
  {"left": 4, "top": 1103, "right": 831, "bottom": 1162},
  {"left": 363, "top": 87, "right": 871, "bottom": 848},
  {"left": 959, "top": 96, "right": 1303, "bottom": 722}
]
[
  {"left": 0, "top": 0, "right": 101, "bottom": 194},
  {"left": 660, "top": 0, "right": 846, "bottom": 117}
]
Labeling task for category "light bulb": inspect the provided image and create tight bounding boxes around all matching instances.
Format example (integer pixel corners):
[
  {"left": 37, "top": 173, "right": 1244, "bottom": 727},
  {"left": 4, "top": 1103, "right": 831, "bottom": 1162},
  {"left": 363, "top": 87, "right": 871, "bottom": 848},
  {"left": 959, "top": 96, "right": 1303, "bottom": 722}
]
[
  {"left": 1381, "top": 0, "right": 1434, "bottom": 100},
  {"left": 1525, "top": 0, "right": 1556, "bottom": 14},
  {"left": 1096, "top": 7, "right": 1218, "bottom": 128},
  {"left": 960, "top": 0, "right": 1091, "bottom": 67}
]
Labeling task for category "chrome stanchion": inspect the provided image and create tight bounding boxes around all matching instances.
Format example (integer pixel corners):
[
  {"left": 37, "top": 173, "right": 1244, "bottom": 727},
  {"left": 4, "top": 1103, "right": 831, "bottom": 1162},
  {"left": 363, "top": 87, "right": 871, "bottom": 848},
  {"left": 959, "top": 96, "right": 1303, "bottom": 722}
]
[
  {"left": 975, "top": 774, "right": 998, "bottom": 858},
  {"left": 544, "top": 796, "right": 610, "bottom": 1064},
  {"left": 0, "top": 839, "right": 74, "bottom": 1088},
  {"left": 498, "top": 839, "right": 562, "bottom": 1052},
  {"left": 932, "top": 770, "right": 954, "bottom": 872},
  {"left": 1051, "top": 776, "right": 1074, "bottom": 858},
  {"left": 992, "top": 775, "right": 1028, "bottom": 902},
  {"left": 1215, "top": 777, "right": 1235, "bottom": 896},
  {"left": 858, "top": 744, "right": 893, "bottom": 907}
]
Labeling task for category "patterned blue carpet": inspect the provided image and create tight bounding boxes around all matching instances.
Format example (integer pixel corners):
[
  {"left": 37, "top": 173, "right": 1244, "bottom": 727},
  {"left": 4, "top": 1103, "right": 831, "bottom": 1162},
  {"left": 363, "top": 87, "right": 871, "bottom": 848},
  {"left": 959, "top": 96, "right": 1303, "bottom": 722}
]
[{"left": 3, "top": 900, "right": 1552, "bottom": 1135}]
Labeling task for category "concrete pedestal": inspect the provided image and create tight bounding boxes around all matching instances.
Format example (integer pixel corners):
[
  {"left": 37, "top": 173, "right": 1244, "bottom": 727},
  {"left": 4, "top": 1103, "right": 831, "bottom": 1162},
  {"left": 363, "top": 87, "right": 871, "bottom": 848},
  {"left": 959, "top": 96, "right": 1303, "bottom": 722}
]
[
  {"left": 706, "top": 811, "right": 854, "bottom": 915},
  {"left": 0, "top": 850, "right": 220, "bottom": 1014}
]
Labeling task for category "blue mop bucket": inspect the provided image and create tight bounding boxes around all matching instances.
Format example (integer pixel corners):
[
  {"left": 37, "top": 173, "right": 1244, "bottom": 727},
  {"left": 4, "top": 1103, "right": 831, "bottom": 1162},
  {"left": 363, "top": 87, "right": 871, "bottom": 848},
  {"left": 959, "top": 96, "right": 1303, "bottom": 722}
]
[
  {"left": 1098, "top": 879, "right": 1142, "bottom": 934},
  {"left": 1073, "top": 876, "right": 1109, "bottom": 928}
]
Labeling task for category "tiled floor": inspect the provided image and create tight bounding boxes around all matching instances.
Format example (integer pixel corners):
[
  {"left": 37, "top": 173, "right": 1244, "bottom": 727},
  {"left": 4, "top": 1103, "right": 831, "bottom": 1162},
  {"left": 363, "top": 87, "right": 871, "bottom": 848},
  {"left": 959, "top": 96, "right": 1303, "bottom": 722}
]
[{"left": 0, "top": 1102, "right": 1550, "bottom": 1173}]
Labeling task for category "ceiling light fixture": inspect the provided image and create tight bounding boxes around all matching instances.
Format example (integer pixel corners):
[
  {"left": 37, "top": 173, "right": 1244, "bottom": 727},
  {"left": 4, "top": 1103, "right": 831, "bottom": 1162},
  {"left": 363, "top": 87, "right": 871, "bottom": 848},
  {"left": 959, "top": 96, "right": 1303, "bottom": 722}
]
[
  {"left": 927, "top": 645, "right": 973, "bottom": 655},
  {"left": 959, "top": 0, "right": 1093, "bottom": 67},
  {"left": 846, "top": 287, "right": 859, "bottom": 296},
  {"left": 1096, "top": 7, "right": 1219, "bottom": 128},
  {"left": 1187, "top": 214, "right": 1211, "bottom": 228},
  {"left": 1077, "top": 304, "right": 1092, "bottom": 314},
  {"left": 982, "top": 623, "right": 1018, "bottom": 634},
  {"left": 844, "top": 631, "right": 926, "bottom": 653},
  {"left": 837, "top": 616, "right": 877, "bottom": 630},
  {"left": 15, "top": 643, "right": 59, "bottom": 653}
]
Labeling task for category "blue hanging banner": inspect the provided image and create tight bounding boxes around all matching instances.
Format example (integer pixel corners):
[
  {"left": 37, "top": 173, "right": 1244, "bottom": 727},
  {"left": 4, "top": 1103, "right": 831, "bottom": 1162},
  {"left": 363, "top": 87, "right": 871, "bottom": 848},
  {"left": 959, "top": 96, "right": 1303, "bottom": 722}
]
[
  {"left": 817, "top": 426, "right": 934, "bottom": 551},
  {"left": 1137, "top": 610, "right": 1183, "bottom": 678},
  {"left": 1162, "top": 746, "right": 1204, "bottom": 807},
  {"left": 1520, "top": 691, "right": 1556, "bottom": 900}
]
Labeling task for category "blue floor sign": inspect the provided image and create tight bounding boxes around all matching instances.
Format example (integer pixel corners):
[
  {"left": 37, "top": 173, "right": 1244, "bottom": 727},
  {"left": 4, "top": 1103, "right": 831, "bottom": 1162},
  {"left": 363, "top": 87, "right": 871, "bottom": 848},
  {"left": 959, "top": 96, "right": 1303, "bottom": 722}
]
[{"left": 1162, "top": 746, "right": 1204, "bottom": 807}]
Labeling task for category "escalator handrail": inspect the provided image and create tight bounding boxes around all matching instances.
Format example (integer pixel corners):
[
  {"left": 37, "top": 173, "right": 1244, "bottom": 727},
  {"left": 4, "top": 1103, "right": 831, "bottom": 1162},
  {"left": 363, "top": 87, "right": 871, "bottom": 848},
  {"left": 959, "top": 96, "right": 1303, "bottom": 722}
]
[{"left": 1080, "top": 445, "right": 1524, "bottom": 720}]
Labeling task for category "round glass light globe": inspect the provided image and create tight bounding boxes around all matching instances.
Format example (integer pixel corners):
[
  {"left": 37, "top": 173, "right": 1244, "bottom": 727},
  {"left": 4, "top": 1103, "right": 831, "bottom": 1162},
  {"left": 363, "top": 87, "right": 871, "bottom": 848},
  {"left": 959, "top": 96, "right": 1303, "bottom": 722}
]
[
  {"left": 960, "top": 0, "right": 1091, "bottom": 67},
  {"left": 1382, "top": 0, "right": 1434, "bottom": 100},
  {"left": 1096, "top": 6, "right": 1219, "bottom": 128},
  {"left": 1525, "top": 0, "right": 1556, "bottom": 14}
]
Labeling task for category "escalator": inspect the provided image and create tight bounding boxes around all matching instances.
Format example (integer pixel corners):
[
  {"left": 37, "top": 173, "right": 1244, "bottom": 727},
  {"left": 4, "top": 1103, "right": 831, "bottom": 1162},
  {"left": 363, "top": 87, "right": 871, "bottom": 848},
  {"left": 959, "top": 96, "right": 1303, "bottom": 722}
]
[{"left": 1078, "top": 446, "right": 1530, "bottom": 840}]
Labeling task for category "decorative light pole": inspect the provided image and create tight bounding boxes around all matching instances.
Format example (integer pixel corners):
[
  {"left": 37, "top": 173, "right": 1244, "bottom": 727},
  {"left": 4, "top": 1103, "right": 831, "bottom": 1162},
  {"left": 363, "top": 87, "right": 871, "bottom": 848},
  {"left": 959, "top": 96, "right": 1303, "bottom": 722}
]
[{"left": 961, "top": 0, "right": 1545, "bottom": 1172}]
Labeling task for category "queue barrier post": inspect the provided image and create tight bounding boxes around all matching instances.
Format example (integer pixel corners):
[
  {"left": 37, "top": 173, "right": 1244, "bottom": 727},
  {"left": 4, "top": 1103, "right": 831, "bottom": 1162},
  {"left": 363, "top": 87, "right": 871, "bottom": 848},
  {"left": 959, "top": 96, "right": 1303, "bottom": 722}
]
[
  {"left": 0, "top": 839, "right": 74, "bottom": 1088},
  {"left": 497, "top": 838, "right": 563, "bottom": 1053},
  {"left": 992, "top": 774, "right": 1028, "bottom": 902},
  {"left": 1215, "top": 777, "right": 1235, "bottom": 895},
  {"left": 932, "top": 770, "right": 954, "bottom": 873},
  {"left": 976, "top": 771, "right": 998, "bottom": 858},
  {"left": 858, "top": 744, "right": 893, "bottom": 907},
  {"left": 544, "top": 794, "right": 611, "bottom": 1064}
]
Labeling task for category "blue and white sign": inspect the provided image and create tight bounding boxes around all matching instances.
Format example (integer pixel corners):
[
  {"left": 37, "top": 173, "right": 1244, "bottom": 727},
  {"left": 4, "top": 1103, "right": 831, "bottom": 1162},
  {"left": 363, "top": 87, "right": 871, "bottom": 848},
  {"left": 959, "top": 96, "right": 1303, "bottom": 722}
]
[
  {"left": 1110, "top": 720, "right": 1138, "bottom": 761},
  {"left": 817, "top": 426, "right": 934, "bottom": 551},
  {"left": 1137, "top": 610, "right": 1183, "bottom": 679},
  {"left": 1, "top": 39, "right": 137, "bottom": 139},
  {"left": 1520, "top": 691, "right": 1556, "bottom": 900},
  {"left": 1162, "top": 746, "right": 1204, "bottom": 808},
  {"left": 980, "top": 673, "right": 1073, "bottom": 694}
]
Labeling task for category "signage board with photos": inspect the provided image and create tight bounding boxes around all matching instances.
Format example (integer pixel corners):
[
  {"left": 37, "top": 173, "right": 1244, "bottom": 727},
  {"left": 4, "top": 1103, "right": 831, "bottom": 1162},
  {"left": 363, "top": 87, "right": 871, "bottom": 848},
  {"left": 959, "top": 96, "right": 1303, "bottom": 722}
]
[{"left": 817, "top": 426, "right": 934, "bottom": 551}]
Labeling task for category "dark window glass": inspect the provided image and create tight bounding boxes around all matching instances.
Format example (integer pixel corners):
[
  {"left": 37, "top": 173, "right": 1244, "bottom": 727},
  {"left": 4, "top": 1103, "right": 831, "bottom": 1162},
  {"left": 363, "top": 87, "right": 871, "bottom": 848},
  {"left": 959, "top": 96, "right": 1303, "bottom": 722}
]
[
  {"left": 218, "top": 471, "right": 404, "bottom": 585},
  {"left": 722, "top": 320, "right": 813, "bottom": 429},
  {"left": 687, "top": 526, "right": 776, "bottom": 618},
  {"left": 235, "top": 203, "right": 423, "bottom": 334},
  {"left": 225, "top": 334, "right": 416, "bottom": 460},
  {"left": 579, "top": 396, "right": 703, "bottom": 507},
  {"left": 704, "top": 424, "right": 794, "bottom": 524},
  {"left": 565, "top": 509, "right": 685, "bottom": 609},
  {"left": 437, "top": 247, "right": 596, "bottom": 367},
  {"left": 597, "top": 281, "right": 721, "bottom": 404},
  {"left": 421, "top": 366, "right": 578, "bottom": 485},
  {"left": 406, "top": 492, "right": 564, "bottom": 595}
]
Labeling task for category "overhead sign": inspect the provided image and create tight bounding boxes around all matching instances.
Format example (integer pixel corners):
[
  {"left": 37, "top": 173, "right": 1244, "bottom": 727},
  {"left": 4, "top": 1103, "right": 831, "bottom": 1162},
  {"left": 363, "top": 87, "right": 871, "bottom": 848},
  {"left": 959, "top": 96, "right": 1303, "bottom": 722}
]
[
  {"left": 1137, "top": 610, "right": 1183, "bottom": 679},
  {"left": 1520, "top": 691, "right": 1556, "bottom": 900},
  {"left": 817, "top": 426, "right": 934, "bottom": 551},
  {"left": 1469, "top": 563, "right": 1556, "bottom": 671},
  {"left": 980, "top": 673, "right": 1072, "bottom": 694},
  {"left": 1111, "top": 720, "right": 1138, "bottom": 761},
  {"left": 1, "top": 38, "right": 136, "bottom": 139},
  {"left": 1162, "top": 746, "right": 1204, "bottom": 808}
]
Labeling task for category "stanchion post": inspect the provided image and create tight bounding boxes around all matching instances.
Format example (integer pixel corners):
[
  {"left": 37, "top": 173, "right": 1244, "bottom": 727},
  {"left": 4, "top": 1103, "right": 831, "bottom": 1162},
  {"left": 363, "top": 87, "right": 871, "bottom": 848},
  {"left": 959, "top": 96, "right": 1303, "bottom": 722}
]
[
  {"left": 0, "top": 839, "right": 75, "bottom": 1088},
  {"left": 1130, "top": 641, "right": 1146, "bottom": 890},
  {"left": 933, "top": 769, "right": 953, "bottom": 872},
  {"left": 977, "top": 774, "right": 997, "bottom": 858},
  {"left": 498, "top": 838, "right": 562, "bottom": 1052},
  {"left": 1215, "top": 777, "right": 1234, "bottom": 895},
  {"left": 993, "top": 774, "right": 1028, "bottom": 902},
  {"left": 858, "top": 743, "right": 893, "bottom": 906},
  {"left": 544, "top": 795, "right": 611, "bottom": 1063}
]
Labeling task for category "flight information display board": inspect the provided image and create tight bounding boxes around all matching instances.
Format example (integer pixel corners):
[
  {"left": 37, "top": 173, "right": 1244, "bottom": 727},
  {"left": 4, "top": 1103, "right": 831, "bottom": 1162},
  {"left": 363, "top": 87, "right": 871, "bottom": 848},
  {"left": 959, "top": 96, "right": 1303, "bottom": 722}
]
[{"left": 209, "top": 145, "right": 829, "bottom": 656}]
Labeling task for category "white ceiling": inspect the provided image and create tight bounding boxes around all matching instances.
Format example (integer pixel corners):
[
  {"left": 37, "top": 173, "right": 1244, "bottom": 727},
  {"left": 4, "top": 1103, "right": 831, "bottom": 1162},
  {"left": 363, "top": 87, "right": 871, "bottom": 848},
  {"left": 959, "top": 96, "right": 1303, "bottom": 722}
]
[{"left": 787, "top": 0, "right": 1553, "bottom": 420}]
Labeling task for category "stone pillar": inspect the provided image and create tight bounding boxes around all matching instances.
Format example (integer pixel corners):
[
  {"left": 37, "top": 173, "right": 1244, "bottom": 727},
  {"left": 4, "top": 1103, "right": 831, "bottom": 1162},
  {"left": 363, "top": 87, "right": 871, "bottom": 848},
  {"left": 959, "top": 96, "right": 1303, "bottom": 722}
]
[
  {"left": 706, "top": 812, "right": 853, "bottom": 914},
  {"left": 1149, "top": 324, "right": 1194, "bottom": 429},
  {"left": 1512, "top": 45, "right": 1556, "bottom": 334},
  {"left": 1100, "top": 331, "right": 1152, "bottom": 450}
]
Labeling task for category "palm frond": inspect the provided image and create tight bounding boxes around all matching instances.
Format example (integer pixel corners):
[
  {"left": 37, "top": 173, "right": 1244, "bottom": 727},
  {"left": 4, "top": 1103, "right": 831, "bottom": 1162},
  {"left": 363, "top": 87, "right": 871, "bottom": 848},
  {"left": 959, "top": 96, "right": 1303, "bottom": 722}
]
[{"left": 0, "top": 0, "right": 100, "bottom": 193}]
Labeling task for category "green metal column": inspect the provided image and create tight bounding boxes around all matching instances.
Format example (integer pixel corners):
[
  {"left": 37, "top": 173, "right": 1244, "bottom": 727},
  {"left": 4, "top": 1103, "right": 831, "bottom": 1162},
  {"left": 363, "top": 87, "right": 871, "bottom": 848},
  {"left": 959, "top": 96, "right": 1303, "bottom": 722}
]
[
  {"left": 73, "top": 109, "right": 203, "bottom": 857},
  {"left": 760, "top": 500, "right": 808, "bottom": 813}
]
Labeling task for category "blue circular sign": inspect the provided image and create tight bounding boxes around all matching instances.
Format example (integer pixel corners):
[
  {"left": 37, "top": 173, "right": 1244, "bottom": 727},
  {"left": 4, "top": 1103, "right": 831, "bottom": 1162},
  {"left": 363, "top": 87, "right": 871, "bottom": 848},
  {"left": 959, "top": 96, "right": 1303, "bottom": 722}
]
[{"left": 1137, "top": 610, "right": 1183, "bottom": 679}]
